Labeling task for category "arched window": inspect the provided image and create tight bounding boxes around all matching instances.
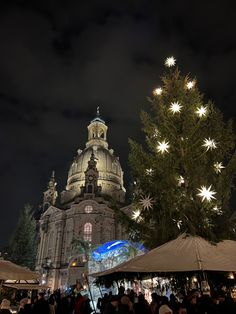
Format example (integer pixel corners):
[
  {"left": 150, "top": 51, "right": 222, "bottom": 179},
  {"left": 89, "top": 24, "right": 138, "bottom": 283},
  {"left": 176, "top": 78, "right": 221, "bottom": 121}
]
[{"left": 84, "top": 223, "right": 92, "bottom": 242}]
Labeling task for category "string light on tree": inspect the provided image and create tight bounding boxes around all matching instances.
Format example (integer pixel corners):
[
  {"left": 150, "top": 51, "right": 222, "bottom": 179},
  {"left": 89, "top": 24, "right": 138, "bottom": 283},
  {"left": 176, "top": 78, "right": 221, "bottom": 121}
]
[
  {"left": 203, "top": 138, "right": 217, "bottom": 151},
  {"left": 197, "top": 185, "right": 216, "bottom": 202},
  {"left": 165, "top": 56, "right": 176, "bottom": 67},
  {"left": 153, "top": 87, "right": 163, "bottom": 96},
  {"left": 212, "top": 206, "right": 223, "bottom": 215},
  {"left": 157, "top": 140, "right": 170, "bottom": 154},
  {"left": 177, "top": 175, "right": 185, "bottom": 186},
  {"left": 146, "top": 168, "right": 154, "bottom": 175},
  {"left": 139, "top": 195, "right": 154, "bottom": 210},
  {"left": 214, "top": 162, "right": 225, "bottom": 174},
  {"left": 196, "top": 106, "right": 207, "bottom": 118},
  {"left": 132, "top": 209, "right": 142, "bottom": 222},
  {"left": 186, "top": 80, "right": 196, "bottom": 90},
  {"left": 169, "top": 101, "right": 182, "bottom": 114},
  {"left": 153, "top": 128, "right": 159, "bottom": 138},
  {"left": 173, "top": 219, "right": 183, "bottom": 229}
]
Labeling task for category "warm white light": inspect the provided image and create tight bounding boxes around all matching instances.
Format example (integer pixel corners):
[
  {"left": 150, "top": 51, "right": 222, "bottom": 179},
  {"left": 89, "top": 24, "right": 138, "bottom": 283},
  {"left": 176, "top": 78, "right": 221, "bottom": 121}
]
[
  {"left": 186, "top": 80, "right": 196, "bottom": 89},
  {"left": 169, "top": 101, "right": 182, "bottom": 114},
  {"left": 146, "top": 168, "right": 153, "bottom": 175},
  {"left": 153, "top": 87, "right": 162, "bottom": 95},
  {"left": 157, "top": 140, "right": 170, "bottom": 154},
  {"left": 173, "top": 219, "right": 182, "bottom": 229},
  {"left": 139, "top": 195, "right": 154, "bottom": 210},
  {"left": 214, "top": 162, "right": 225, "bottom": 174},
  {"left": 228, "top": 272, "right": 234, "bottom": 280},
  {"left": 153, "top": 128, "right": 159, "bottom": 138},
  {"left": 203, "top": 138, "right": 217, "bottom": 151},
  {"left": 212, "top": 206, "right": 223, "bottom": 215},
  {"left": 196, "top": 106, "right": 207, "bottom": 118},
  {"left": 165, "top": 56, "right": 176, "bottom": 67},
  {"left": 197, "top": 185, "right": 216, "bottom": 202},
  {"left": 132, "top": 209, "right": 142, "bottom": 221},
  {"left": 177, "top": 175, "right": 185, "bottom": 186}
]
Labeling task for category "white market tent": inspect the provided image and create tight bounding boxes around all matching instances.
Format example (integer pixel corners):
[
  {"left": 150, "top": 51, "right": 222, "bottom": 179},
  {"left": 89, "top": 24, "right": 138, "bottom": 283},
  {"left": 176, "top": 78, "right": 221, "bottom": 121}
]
[
  {"left": 92, "top": 234, "right": 236, "bottom": 279},
  {"left": 0, "top": 260, "right": 39, "bottom": 281}
]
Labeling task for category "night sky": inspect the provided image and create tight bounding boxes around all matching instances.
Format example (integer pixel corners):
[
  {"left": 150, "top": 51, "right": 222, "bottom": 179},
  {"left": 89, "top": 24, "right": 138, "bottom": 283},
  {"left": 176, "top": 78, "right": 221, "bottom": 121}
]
[{"left": 1, "top": 0, "right": 236, "bottom": 248}]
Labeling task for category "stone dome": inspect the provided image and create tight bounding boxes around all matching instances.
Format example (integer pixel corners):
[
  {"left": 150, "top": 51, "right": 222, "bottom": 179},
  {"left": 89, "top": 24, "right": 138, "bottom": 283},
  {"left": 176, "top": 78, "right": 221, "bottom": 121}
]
[{"left": 65, "top": 112, "right": 126, "bottom": 203}]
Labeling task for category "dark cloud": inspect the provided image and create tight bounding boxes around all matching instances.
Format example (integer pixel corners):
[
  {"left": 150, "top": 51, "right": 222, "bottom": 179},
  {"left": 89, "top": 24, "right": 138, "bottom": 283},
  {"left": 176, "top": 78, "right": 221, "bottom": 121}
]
[{"left": 0, "top": 0, "right": 236, "bottom": 247}]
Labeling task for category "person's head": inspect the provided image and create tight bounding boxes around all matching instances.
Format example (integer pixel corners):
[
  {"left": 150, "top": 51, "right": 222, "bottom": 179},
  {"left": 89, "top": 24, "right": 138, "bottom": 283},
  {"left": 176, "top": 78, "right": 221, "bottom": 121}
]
[
  {"left": 159, "top": 304, "right": 173, "bottom": 314},
  {"left": 190, "top": 296, "right": 197, "bottom": 305},
  {"left": 177, "top": 304, "right": 187, "bottom": 314},
  {"left": 110, "top": 295, "right": 119, "bottom": 308},
  {"left": 138, "top": 293, "right": 145, "bottom": 303},
  {"left": 19, "top": 298, "right": 28, "bottom": 308},
  {"left": 160, "top": 296, "right": 169, "bottom": 305},
  {"left": 48, "top": 294, "right": 55, "bottom": 305},
  {"left": 0, "top": 299, "right": 11, "bottom": 310},
  {"left": 120, "top": 295, "right": 131, "bottom": 305},
  {"left": 38, "top": 292, "right": 45, "bottom": 299}
]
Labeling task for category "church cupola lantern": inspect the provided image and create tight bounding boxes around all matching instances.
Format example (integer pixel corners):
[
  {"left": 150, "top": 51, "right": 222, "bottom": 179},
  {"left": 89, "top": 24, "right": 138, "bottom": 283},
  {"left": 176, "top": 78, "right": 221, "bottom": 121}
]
[{"left": 86, "top": 107, "right": 108, "bottom": 149}]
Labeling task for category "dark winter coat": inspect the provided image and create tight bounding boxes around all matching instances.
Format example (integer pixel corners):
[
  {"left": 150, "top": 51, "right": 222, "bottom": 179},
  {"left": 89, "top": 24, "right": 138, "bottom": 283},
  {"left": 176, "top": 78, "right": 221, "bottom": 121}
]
[{"left": 31, "top": 298, "right": 50, "bottom": 314}]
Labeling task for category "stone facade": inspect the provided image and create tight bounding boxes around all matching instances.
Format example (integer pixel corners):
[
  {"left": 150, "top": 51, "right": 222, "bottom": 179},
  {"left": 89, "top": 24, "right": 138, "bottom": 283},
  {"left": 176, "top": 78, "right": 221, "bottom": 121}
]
[{"left": 35, "top": 111, "right": 129, "bottom": 290}]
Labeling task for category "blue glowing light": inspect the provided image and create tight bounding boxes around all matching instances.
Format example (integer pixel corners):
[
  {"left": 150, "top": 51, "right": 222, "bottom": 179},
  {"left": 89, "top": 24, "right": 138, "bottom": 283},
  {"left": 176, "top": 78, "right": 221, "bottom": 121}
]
[{"left": 91, "top": 240, "right": 146, "bottom": 262}]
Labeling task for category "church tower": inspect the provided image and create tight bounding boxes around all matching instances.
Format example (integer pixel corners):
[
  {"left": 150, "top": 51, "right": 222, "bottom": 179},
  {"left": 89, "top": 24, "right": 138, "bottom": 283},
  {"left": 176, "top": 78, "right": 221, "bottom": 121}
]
[{"left": 42, "top": 171, "right": 58, "bottom": 212}]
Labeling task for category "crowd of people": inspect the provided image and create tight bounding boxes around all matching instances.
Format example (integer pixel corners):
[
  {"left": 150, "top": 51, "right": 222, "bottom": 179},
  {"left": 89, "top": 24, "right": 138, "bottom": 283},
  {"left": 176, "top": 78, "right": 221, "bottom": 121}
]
[
  {"left": 98, "top": 289, "right": 236, "bottom": 314},
  {"left": 0, "top": 287, "right": 236, "bottom": 314}
]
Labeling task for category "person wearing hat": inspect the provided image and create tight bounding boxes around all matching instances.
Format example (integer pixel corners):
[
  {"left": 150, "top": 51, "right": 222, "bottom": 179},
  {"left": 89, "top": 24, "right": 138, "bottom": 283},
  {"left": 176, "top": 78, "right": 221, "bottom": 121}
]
[{"left": 0, "top": 299, "right": 11, "bottom": 314}]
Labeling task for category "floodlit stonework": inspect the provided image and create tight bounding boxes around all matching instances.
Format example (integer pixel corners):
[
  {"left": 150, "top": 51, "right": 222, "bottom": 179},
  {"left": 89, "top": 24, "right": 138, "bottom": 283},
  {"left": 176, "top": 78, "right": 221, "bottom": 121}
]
[{"left": 35, "top": 111, "right": 130, "bottom": 290}]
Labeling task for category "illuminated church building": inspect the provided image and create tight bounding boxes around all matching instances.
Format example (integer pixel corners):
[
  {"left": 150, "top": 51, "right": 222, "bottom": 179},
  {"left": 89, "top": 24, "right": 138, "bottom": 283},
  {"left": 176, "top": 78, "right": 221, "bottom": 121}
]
[{"left": 36, "top": 111, "right": 130, "bottom": 290}]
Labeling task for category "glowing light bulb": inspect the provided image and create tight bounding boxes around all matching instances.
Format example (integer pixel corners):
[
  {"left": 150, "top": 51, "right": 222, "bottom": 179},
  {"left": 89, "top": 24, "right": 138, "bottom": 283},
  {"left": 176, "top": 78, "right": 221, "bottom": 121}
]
[
  {"left": 153, "top": 87, "right": 163, "bottom": 96},
  {"left": 165, "top": 56, "right": 176, "bottom": 67},
  {"left": 157, "top": 140, "right": 170, "bottom": 154},
  {"left": 169, "top": 101, "right": 182, "bottom": 113},
  {"left": 197, "top": 185, "right": 216, "bottom": 202},
  {"left": 195, "top": 106, "right": 207, "bottom": 118},
  {"left": 203, "top": 138, "right": 217, "bottom": 151},
  {"left": 186, "top": 80, "right": 196, "bottom": 89}
]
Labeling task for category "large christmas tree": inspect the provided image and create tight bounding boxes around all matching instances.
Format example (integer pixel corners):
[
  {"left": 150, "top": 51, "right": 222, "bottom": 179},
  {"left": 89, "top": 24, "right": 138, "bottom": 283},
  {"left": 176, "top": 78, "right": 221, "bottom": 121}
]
[{"left": 127, "top": 57, "right": 236, "bottom": 249}]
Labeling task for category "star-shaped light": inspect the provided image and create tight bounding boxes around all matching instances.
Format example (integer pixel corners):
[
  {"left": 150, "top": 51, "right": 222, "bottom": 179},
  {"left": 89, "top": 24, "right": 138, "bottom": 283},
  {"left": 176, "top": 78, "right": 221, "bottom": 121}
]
[
  {"left": 203, "top": 138, "right": 217, "bottom": 151},
  {"left": 146, "top": 168, "right": 154, "bottom": 175},
  {"left": 132, "top": 209, "right": 143, "bottom": 222},
  {"left": 177, "top": 175, "right": 185, "bottom": 186},
  {"left": 165, "top": 56, "right": 176, "bottom": 67},
  {"left": 214, "top": 162, "right": 225, "bottom": 174},
  {"left": 169, "top": 101, "right": 182, "bottom": 114},
  {"left": 139, "top": 195, "right": 154, "bottom": 210},
  {"left": 195, "top": 106, "right": 207, "bottom": 118},
  {"left": 186, "top": 80, "right": 196, "bottom": 90},
  {"left": 197, "top": 185, "right": 216, "bottom": 202},
  {"left": 153, "top": 87, "right": 162, "bottom": 96},
  {"left": 157, "top": 140, "right": 170, "bottom": 154}
]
